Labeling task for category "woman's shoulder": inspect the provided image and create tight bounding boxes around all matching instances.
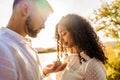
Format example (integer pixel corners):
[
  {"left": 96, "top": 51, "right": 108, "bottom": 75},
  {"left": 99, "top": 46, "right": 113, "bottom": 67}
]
[
  {"left": 88, "top": 58, "right": 104, "bottom": 67},
  {"left": 83, "top": 58, "right": 107, "bottom": 80},
  {"left": 85, "top": 58, "right": 106, "bottom": 74},
  {"left": 80, "top": 52, "right": 105, "bottom": 69}
]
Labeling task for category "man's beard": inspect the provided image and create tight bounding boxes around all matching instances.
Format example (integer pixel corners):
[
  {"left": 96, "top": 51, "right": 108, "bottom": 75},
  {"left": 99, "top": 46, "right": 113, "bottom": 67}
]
[{"left": 25, "top": 16, "right": 44, "bottom": 38}]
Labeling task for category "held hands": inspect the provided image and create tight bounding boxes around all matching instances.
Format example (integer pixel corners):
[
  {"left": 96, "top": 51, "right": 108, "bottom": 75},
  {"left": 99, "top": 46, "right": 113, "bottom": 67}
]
[{"left": 43, "top": 61, "right": 67, "bottom": 76}]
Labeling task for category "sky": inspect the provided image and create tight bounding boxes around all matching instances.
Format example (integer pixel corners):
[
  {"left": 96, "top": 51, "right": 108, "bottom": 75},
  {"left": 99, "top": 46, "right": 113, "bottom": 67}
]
[{"left": 0, "top": 0, "right": 112, "bottom": 48}]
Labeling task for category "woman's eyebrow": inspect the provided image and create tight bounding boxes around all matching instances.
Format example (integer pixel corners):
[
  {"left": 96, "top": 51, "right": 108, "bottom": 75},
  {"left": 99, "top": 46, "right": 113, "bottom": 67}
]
[{"left": 59, "top": 30, "right": 66, "bottom": 34}]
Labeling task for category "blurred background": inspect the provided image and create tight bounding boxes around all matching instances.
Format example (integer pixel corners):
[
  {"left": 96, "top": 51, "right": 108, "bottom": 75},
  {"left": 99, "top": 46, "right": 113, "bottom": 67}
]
[{"left": 1, "top": 0, "right": 120, "bottom": 80}]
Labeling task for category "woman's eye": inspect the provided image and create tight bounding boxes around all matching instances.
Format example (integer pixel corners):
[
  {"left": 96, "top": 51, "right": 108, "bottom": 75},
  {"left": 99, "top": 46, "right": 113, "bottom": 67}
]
[{"left": 62, "top": 32, "right": 66, "bottom": 36}]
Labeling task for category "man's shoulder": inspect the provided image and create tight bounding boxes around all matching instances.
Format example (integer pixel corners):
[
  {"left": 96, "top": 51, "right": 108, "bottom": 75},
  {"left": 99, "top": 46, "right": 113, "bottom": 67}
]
[
  {"left": 0, "top": 39, "right": 11, "bottom": 51},
  {"left": 0, "top": 36, "right": 17, "bottom": 60},
  {"left": 0, "top": 35, "right": 16, "bottom": 52}
]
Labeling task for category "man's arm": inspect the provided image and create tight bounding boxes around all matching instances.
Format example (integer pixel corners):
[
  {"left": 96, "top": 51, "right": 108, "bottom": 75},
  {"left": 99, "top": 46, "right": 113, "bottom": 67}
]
[{"left": 0, "top": 43, "right": 17, "bottom": 80}]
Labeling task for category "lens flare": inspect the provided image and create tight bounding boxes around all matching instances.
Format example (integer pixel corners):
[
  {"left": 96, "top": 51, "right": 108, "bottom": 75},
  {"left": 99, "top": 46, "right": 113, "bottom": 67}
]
[{"left": 37, "top": 0, "right": 52, "bottom": 11}]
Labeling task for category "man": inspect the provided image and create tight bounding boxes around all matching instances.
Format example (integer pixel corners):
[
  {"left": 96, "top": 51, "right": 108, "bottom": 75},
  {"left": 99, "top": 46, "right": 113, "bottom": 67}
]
[{"left": 0, "top": 0, "right": 67, "bottom": 80}]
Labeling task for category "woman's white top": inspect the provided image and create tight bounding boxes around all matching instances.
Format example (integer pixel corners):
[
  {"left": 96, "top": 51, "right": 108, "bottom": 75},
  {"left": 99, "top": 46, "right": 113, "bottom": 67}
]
[{"left": 56, "top": 52, "right": 107, "bottom": 80}]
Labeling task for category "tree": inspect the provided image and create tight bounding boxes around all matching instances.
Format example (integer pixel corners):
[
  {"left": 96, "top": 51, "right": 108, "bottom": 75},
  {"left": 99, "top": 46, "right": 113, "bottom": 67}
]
[
  {"left": 91, "top": 0, "right": 120, "bottom": 39},
  {"left": 90, "top": 0, "right": 120, "bottom": 80}
]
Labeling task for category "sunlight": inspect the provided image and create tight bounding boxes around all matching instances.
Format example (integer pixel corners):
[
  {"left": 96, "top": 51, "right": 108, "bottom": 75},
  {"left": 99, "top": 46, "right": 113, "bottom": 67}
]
[
  {"left": 0, "top": 0, "right": 118, "bottom": 80},
  {"left": 0, "top": 0, "right": 114, "bottom": 48},
  {"left": 31, "top": 12, "right": 64, "bottom": 48},
  {"left": 0, "top": 0, "right": 112, "bottom": 48},
  {"left": 31, "top": 0, "right": 71, "bottom": 48}
]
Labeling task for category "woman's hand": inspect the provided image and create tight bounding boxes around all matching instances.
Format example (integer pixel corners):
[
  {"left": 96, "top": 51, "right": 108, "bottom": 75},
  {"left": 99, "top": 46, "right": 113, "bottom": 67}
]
[{"left": 43, "top": 61, "right": 67, "bottom": 76}]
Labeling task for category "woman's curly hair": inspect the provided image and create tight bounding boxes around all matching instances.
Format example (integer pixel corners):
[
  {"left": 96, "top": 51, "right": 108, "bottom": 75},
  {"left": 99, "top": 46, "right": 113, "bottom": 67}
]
[{"left": 55, "top": 14, "right": 107, "bottom": 64}]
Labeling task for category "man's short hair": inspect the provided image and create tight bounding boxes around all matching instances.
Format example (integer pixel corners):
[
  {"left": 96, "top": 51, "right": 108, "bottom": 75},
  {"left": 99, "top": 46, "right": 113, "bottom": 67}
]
[
  {"left": 13, "top": 0, "right": 21, "bottom": 8},
  {"left": 13, "top": 0, "right": 36, "bottom": 8}
]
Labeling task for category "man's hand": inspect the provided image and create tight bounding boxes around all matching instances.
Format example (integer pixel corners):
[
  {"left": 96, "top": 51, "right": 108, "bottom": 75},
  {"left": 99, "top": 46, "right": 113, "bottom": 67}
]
[{"left": 43, "top": 61, "right": 67, "bottom": 76}]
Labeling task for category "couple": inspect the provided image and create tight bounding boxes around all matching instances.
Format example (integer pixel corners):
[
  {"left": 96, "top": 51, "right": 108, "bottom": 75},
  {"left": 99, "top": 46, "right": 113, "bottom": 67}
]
[{"left": 0, "top": 0, "right": 107, "bottom": 80}]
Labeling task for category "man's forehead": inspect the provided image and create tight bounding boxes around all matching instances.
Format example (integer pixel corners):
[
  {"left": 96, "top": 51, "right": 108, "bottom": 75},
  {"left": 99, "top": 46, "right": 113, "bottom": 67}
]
[{"left": 37, "top": 0, "right": 51, "bottom": 8}]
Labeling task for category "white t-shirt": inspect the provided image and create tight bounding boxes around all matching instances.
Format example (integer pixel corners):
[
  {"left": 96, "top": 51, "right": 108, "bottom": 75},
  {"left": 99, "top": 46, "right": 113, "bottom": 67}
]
[
  {"left": 56, "top": 52, "right": 107, "bottom": 80},
  {"left": 0, "top": 27, "right": 43, "bottom": 80}
]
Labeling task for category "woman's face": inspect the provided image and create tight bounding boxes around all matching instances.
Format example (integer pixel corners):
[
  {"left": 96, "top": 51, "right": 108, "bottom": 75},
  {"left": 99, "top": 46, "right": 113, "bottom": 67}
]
[{"left": 57, "top": 25, "right": 76, "bottom": 48}]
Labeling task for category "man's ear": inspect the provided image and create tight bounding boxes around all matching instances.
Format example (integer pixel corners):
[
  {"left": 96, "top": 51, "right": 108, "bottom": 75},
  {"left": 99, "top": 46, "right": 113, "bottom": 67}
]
[{"left": 20, "top": 3, "right": 29, "bottom": 16}]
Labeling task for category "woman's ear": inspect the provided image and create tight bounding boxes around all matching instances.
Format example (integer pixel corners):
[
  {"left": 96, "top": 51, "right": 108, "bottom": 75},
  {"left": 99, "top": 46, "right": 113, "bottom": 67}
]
[{"left": 20, "top": 3, "right": 29, "bottom": 16}]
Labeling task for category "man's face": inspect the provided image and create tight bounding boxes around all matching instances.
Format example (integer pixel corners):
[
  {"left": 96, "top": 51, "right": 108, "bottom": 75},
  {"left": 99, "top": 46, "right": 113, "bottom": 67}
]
[{"left": 25, "top": 0, "right": 53, "bottom": 38}]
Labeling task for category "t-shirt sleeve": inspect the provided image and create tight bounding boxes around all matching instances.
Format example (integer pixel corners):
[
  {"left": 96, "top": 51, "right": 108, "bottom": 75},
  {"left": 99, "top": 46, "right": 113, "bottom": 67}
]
[
  {"left": 0, "top": 43, "right": 17, "bottom": 80},
  {"left": 84, "top": 59, "right": 107, "bottom": 80}
]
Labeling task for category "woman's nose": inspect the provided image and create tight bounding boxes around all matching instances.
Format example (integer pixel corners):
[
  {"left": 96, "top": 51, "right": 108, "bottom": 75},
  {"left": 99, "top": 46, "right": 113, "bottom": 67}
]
[{"left": 59, "top": 37, "right": 64, "bottom": 43}]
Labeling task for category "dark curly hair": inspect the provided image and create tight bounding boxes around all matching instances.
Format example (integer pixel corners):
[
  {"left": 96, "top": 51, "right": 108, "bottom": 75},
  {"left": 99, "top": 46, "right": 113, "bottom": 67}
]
[{"left": 55, "top": 14, "right": 107, "bottom": 64}]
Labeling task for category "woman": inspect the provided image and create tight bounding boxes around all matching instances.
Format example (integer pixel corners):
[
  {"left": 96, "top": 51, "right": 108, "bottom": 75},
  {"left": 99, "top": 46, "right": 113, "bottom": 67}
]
[{"left": 55, "top": 14, "right": 107, "bottom": 80}]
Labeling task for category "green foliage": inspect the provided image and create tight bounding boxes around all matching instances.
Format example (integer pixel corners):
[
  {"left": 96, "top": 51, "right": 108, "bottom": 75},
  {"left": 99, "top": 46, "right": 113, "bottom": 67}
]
[
  {"left": 106, "top": 58, "right": 120, "bottom": 80},
  {"left": 105, "top": 42, "right": 120, "bottom": 80},
  {"left": 90, "top": 1, "right": 120, "bottom": 78},
  {"left": 91, "top": 0, "right": 120, "bottom": 39}
]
